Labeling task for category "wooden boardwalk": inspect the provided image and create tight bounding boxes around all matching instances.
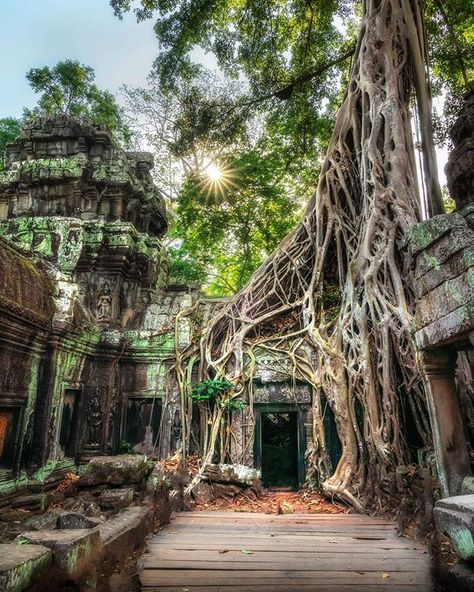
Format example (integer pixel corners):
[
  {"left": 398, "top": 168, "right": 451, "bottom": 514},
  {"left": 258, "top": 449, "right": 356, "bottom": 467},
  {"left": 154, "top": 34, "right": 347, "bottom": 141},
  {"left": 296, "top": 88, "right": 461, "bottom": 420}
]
[{"left": 139, "top": 511, "right": 433, "bottom": 592}]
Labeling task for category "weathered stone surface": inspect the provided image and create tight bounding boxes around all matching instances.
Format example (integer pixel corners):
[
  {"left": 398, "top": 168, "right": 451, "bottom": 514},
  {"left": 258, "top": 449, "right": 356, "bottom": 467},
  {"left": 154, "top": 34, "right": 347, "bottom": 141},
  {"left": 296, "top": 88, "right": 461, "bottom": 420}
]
[
  {"left": 0, "top": 543, "right": 52, "bottom": 592},
  {"left": 99, "top": 487, "right": 134, "bottom": 510},
  {"left": 78, "top": 455, "right": 153, "bottom": 487},
  {"left": 57, "top": 512, "right": 103, "bottom": 529},
  {"left": 11, "top": 494, "right": 47, "bottom": 512},
  {"left": 462, "top": 477, "right": 474, "bottom": 496},
  {"left": 414, "top": 268, "right": 474, "bottom": 329},
  {"left": 435, "top": 495, "right": 474, "bottom": 561},
  {"left": 95, "top": 506, "right": 148, "bottom": 556},
  {"left": 407, "top": 208, "right": 474, "bottom": 349},
  {"left": 15, "top": 528, "right": 100, "bottom": 577},
  {"left": 192, "top": 483, "right": 214, "bottom": 504},
  {"left": 22, "top": 513, "right": 59, "bottom": 531},
  {"left": 212, "top": 483, "right": 242, "bottom": 501},
  {"left": 446, "top": 90, "right": 474, "bottom": 210},
  {"left": 416, "top": 301, "right": 474, "bottom": 350},
  {"left": 203, "top": 464, "right": 262, "bottom": 488},
  {"left": 0, "top": 114, "right": 167, "bottom": 236}
]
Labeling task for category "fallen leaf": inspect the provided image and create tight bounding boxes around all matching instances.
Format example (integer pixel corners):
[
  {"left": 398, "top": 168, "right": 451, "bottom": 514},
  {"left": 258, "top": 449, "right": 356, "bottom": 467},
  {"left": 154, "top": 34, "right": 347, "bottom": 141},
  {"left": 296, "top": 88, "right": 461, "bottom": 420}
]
[
  {"left": 241, "top": 549, "right": 254, "bottom": 555},
  {"left": 382, "top": 573, "right": 390, "bottom": 579}
]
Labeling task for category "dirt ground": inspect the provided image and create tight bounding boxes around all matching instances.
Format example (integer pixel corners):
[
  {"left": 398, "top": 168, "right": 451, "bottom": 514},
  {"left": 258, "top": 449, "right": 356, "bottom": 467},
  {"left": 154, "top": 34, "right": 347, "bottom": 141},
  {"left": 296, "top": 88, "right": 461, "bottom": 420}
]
[{"left": 193, "top": 488, "right": 348, "bottom": 514}]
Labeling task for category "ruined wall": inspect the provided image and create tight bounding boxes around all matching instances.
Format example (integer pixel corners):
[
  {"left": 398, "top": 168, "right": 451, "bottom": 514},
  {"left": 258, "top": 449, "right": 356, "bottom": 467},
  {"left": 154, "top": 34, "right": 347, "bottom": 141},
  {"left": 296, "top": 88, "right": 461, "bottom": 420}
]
[
  {"left": 407, "top": 90, "right": 474, "bottom": 498},
  {"left": 0, "top": 115, "right": 186, "bottom": 495}
]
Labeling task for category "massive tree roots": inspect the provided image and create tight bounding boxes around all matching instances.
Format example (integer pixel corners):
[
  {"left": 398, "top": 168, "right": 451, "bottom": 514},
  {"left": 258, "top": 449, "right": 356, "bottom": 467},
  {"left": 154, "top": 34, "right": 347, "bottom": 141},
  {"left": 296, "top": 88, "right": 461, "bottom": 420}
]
[{"left": 174, "top": 0, "right": 437, "bottom": 509}]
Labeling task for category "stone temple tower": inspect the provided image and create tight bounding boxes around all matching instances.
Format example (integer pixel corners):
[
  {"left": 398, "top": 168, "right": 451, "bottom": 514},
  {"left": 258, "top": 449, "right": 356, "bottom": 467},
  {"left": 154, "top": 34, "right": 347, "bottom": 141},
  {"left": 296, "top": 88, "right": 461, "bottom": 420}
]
[{"left": 0, "top": 115, "right": 194, "bottom": 482}]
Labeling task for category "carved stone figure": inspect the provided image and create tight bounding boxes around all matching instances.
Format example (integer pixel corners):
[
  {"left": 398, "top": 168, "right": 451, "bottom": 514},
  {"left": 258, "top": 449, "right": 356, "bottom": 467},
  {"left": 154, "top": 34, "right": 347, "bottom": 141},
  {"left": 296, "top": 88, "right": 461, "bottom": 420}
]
[
  {"left": 86, "top": 394, "right": 103, "bottom": 446},
  {"left": 96, "top": 283, "right": 113, "bottom": 320}
]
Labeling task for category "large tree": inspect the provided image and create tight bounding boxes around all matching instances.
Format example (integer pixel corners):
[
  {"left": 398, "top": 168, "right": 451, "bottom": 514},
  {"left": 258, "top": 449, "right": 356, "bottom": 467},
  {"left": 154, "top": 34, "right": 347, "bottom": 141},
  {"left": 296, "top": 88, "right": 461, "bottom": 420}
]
[
  {"left": 113, "top": 0, "right": 473, "bottom": 507},
  {"left": 25, "top": 60, "right": 130, "bottom": 143}
]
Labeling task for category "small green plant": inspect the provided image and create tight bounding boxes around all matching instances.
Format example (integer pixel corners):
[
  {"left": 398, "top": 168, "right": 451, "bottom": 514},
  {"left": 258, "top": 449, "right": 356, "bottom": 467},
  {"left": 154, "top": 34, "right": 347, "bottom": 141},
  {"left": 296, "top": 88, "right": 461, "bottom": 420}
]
[
  {"left": 190, "top": 378, "right": 233, "bottom": 402},
  {"left": 119, "top": 440, "right": 134, "bottom": 454},
  {"left": 223, "top": 399, "right": 247, "bottom": 411}
]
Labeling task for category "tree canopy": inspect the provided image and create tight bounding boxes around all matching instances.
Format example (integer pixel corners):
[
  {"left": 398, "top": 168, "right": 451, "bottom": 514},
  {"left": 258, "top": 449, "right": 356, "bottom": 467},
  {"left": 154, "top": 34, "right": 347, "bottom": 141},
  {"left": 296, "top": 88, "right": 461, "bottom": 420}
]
[
  {"left": 170, "top": 148, "right": 300, "bottom": 294},
  {"left": 24, "top": 60, "right": 130, "bottom": 143}
]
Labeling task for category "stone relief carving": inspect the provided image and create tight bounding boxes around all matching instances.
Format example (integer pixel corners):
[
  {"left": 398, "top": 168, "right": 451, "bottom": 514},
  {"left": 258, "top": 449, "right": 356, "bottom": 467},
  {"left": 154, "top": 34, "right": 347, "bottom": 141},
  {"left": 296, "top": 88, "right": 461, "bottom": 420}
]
[{"left": 96, "top": 283, "right": 113, "bottom": 321}]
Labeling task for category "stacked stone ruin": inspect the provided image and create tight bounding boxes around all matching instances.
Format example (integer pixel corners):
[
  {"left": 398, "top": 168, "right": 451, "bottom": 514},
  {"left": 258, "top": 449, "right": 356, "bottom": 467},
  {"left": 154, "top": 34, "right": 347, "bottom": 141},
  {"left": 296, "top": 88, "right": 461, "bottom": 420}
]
[{"left": 0, "top": 114, "right": 196, "bottom": 493}]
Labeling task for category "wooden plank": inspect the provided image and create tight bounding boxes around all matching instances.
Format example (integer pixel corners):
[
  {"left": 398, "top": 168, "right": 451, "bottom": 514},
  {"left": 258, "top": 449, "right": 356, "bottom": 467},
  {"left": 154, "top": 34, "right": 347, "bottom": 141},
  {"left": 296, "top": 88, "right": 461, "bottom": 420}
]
[
  {"left": 143, "top": 546, "right": 426, "bottom": 559},
  {"left": 141, "top": 558, "right": 428, "bottom": 571},
  {"left": 142, "top": 586, "right": 428, "bottom": 592},
  {"left": 139, "top": 511, "right": 432, "bottom": 592},
  {"left": 147, "top": 543, "right": 425, "bottom": 554},
  {"left": 140, "top": 569, "right": 430, "bottom": 586}
]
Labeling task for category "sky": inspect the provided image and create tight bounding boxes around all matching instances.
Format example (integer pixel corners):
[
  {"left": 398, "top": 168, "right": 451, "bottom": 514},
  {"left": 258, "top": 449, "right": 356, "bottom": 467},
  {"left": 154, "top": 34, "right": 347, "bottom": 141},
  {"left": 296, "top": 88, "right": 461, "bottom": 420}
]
[
  {"left": 0, "top": 0, "right": 448, "bottom": 187},
  {"left": 0, "top": 0, "right": 158, "bottom": 116}
]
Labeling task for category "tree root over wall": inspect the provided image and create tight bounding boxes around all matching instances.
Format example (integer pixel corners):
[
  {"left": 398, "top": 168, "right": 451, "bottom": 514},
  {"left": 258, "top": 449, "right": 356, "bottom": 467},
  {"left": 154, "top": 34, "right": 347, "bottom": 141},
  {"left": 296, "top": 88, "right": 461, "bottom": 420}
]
[{"left": 174, "top": 0, "right": 440, "bottom": 511}]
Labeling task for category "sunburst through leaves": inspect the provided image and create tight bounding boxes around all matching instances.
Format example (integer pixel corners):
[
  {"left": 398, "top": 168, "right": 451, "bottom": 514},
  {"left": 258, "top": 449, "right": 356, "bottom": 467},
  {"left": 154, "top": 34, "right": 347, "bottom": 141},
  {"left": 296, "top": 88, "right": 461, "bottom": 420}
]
[{"left": 200, "top": 160, "right": 237, "bottom": 202}]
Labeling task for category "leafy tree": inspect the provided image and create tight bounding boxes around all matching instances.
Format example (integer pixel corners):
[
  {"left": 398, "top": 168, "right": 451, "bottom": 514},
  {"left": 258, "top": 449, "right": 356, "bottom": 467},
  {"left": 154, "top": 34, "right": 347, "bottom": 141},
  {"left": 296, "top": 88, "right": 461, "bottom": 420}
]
[
  {"left": 173, "top": 148, "right": 301, "bottom": 295},
  {"left": 25, "top": 60, "right": 130, "bottom": 143},
  {"left": 122, "top": 70, "right": 248, "bottom": 200},
  {"left": 0, "top": 117, "right": 21, "bottom": 170}
]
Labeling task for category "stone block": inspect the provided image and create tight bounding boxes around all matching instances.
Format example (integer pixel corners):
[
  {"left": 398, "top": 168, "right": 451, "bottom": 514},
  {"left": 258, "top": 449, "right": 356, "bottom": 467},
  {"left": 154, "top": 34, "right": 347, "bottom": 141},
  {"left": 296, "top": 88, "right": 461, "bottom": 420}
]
[
  {"left": 15, "top": 528, "right": 100, "bottom": 578},
  {"left": 414, "top": 267, "right": 474, "bottom": 329},
  {"left": 99, "top": 488, "right": 134, "bottom": 510},
  {"left": 57, "top": 511, "right": 103, "bottom": 529},
  {"left": 407, "top": 213, "right": 463, "bottom": 256},
  {"left": 463, "top": 477, "right": 474, "bottom": 495},
  {"left": 78, "top": 455, "right": 153, "bottom": 487},
  {"left": 415, "top": 300, "right": 474, "bottom": 349},
  {"left": 414, "top": 247, "right": 474, "bottom": 299},
  {"left": 0, "top": 543, "right": 52, "bottom": 592},
  {"left": 95, "top": 506, "right": 148, "bottom": 559},
  {"left": 11, "top": 494, "right": 47, "bottom": 512},
  {"left": 22, "top": 512, "right": 59, "bottom": 531},
  {"left": 212, "top": 483, "right": 242, "bottom": 501},
  {"left": 192, "top": 483, "right": 214, "bottom": 504},
  {"left": 434, "top": 495, "right": 474, "bottom": 561}
]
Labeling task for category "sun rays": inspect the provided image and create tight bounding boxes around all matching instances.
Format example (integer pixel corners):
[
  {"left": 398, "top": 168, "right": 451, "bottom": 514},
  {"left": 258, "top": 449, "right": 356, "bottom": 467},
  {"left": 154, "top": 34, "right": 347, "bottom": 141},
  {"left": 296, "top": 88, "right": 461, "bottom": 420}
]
[{"left": 200, "top": 160, "right": 237, "bottom": 202}]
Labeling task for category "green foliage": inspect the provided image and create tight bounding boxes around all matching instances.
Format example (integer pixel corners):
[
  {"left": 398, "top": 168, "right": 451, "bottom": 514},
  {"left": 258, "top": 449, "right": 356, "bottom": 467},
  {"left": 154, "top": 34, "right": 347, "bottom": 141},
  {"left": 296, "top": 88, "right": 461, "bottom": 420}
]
[
  {"left": 190, "top": 378, "right": 246, "bottom": 412},
  {"left": 0, "top": 117, "right": 21, "bottom": 170},
  {"left": 423, "top": 0, "right": 474, "bottom": 145},
  {"left": 223, "top": 399, "right": 247, "bottom": 411},
  {"left": 25, "top": 60, "right": 131, "bottom": 144},
  {"left": 113, "top": 0, "right": 473, "bottom": 153},
  {"left": 119, "top": 440, "right": 134, "bottom": 454},
  {"left": 190, "top": 378, "right": 233, "bottom": 402},
  {"left": 168, "top": 243, "right": 208, "bottom": 285},
  {"left": 173, "top": 148, "right": 301, "bottom": 295}
]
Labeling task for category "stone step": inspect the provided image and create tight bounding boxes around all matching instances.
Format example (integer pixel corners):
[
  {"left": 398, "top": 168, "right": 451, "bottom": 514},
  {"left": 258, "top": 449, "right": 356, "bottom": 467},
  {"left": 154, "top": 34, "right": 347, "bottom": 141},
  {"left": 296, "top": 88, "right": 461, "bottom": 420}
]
[
  {"left": 0, "top": 543, "right": 52, "bottom": 592},
  {"left": 434, "top": 494, "right": 474, "bottom": 561}
]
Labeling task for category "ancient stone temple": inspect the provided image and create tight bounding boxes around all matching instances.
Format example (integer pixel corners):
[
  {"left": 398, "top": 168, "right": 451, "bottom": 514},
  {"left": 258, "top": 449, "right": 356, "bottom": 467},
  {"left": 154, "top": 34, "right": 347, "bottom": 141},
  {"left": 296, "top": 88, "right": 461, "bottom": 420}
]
[
  {"left": 0, "top": 114, "right": 196, "bottom": 492},
  {"left": 0, "top": 113, "right": 346, "bottom": 504}
]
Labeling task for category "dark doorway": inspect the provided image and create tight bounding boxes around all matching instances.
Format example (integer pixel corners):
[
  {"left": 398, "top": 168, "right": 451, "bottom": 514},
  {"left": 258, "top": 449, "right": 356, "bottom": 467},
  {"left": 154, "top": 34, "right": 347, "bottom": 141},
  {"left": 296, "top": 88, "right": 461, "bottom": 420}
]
[
  {"left": 254, "top": 406, "right": 305, "bottom": 489},
  {"left": 0, "top": 406, "right": 21, "bottom": 469},
  {"left": 59, "top": 389, "right": 81, "bottom": 458},
  {"left": 124, "top": 397, "right": 162, "bottom": 447}
]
